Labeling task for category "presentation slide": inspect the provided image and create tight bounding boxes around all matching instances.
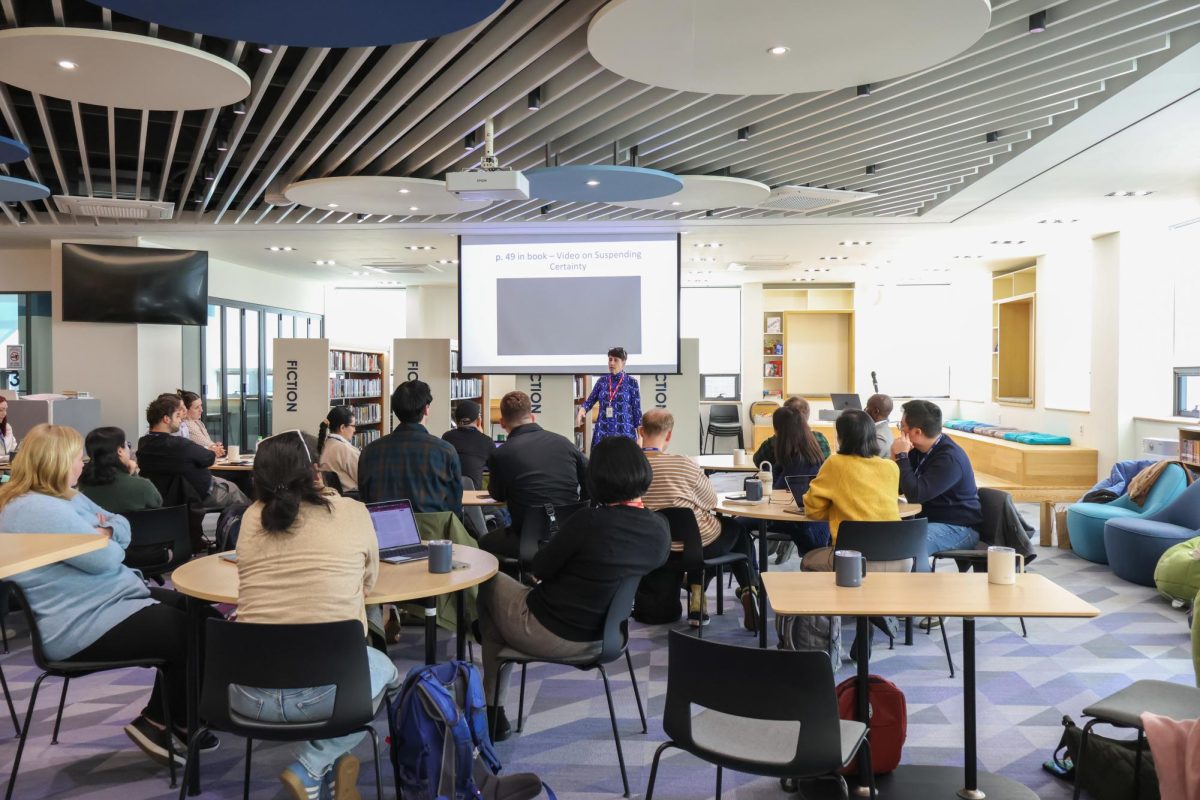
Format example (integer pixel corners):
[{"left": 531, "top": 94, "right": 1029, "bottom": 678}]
[{"left": 459, "top": 234, "right": 680, "bottom": 374}]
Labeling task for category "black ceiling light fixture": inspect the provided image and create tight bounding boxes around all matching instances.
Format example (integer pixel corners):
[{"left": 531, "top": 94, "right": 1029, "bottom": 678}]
[
  {"left": 985, "top": 131, "right": 1000, "bottom": 143},
  {"left": 528, "top": 86, "right": 542, "bottom": 111},
  {"left": 215, "top": 133, "right": 229, "bottom": 152},
  {"left": 231, "top": 101, "right": 247, "bottom": 115},
  {"left": 737, "top": 126, "right": 751, "bottom": 142},
  {"left": 865, "top": 164, "right": 877, "bottom": 175},
  {"left": 856, "top": 83, "right": 872, "bottom": 97},
  {"left": 464, "top": 130, "right": 477, "bottom": 151},
  {"left": 1029, "top": 10, "right": 1047, "bottom": 33}
]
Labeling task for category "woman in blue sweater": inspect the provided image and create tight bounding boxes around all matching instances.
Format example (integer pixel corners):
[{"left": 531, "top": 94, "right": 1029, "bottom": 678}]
[{"left": 0, "top": 424, "right": 209, "bottom": 766}]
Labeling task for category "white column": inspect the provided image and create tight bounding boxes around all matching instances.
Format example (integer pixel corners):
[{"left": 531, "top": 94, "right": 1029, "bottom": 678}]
[
  {"left": 640, "top": 338, "right": 701, "bottom": 456},
  {"left": 393, "top": 338, "right": 452, "bottom": 434},
  {"left": 517, "top": 374, "right": 577, "bottom": 443}
]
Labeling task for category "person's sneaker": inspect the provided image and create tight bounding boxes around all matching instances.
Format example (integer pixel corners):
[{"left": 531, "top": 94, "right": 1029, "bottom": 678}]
[
  {"left": 918, "top": 616, "right": 942, "bottom": 631},
  {"left": 124, "top": 715, "right": 183, "bottom": 766},
  {"left": 487, "top": 705, "right": 512, "bottom": 742},
  {"left": 736, "top": 585, "right": 760, "bottom": 633},
  {"left": 280, "top": 762, "right": 324, "bottom": 800},
  {"left": 384, "top": 605, "right": 403, "bottom": 644},
  {"left": 773, "top": 541, "right": 795, "bottom": 565},
  {"left": 331, "top": 753, "right": 361, "bottom": 800},
  {"left": 687, "top": 586, "right": 710, "bottom": 627}
]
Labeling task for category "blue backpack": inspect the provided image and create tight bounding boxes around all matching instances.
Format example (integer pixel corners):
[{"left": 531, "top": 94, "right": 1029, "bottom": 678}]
[{"left": 389, "top": 660, "right": 500, "bottom": 800}]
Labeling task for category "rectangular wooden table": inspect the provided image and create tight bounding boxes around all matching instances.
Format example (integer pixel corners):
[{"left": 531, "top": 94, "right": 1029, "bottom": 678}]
[
  {"left": 761, "top": 572, "right": 1098, "bottom": 800},
  {"left": 0, "top": 533, "right": 107, "bottom": 579}
]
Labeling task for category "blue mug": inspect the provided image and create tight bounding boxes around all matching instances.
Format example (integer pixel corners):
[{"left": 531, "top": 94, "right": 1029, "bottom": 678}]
[
  {"left": 834, "top": 550, "right": 867, "bottom": 588},
  {"left": 744, "top": 477, "right": 763, "bottom": 501}
]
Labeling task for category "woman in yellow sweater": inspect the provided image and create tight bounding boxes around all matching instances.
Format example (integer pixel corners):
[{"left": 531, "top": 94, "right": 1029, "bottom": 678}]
[{"left": 801, "top": 409, "right": 900, "bottom": 571}]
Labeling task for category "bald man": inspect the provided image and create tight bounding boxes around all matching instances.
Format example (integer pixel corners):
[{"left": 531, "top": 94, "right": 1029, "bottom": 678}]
[{"left": 865, "top": 393, "right": 894, "bottom": 456}]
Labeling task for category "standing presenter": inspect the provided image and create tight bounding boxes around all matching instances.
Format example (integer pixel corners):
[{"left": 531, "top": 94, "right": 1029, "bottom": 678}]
[{"left": 577, "top": 346, "right": 642, "bottom": 446}]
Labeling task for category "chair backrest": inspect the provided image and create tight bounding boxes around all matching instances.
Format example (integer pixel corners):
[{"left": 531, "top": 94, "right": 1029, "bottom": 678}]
[
  {"left": 661, "top": 630, "right": 843, "bottom": 775},
  {"left": 143, "top": 471, "right": 203, "bottom": 508},
  {"left": 708, "top": 404, "right": 740, "bottom": 425},
  {"left": 1153, "top": 474, "right": 1200, "bottom": 526},
  {"left": 200, "top": 618, "right": 374, "bottom": 740},
  {"left": 517, "top": 500, "right": 588, "bottom": 564},
  {"left": 749, "top": 400, "right": 781, "bottom": 421},
  {"left": 976, "top": 487, "right": 1012, "bottom": 547},
  {"left": 321, "top": 470, "right": 345, "bottom": 495},
  {"left": 835, "top": 518, "right": 929, "bottom": 569},
  {"left": 123, "top": 504, "right": 193, "bottom": 577},
  {"left": 459, "top": 476, "right": 489, "bottom": 541},
  {"left": 1142, "top": 464, "right": 1192, "bottom": 518},
  {"left": 597, "top": 574, "right": 643, "bottom": 665},
  {"left": 9, "top": 584, "right": 56, "bottom": 670},
  {"left": 656, "top": 507, "right": 705, "bottom": 571}
]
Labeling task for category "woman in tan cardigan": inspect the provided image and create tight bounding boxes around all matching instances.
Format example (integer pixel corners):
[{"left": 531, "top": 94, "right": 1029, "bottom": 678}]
[{"left": 317, "top": 405, "right": 360, "bottom": 492}]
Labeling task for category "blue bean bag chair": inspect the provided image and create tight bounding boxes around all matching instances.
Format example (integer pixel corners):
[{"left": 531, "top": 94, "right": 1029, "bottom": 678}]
[
  {"left": 1104, "top": 479, "right": 1200, "bottom": 586},
  {"left": 1066, "top": 463, "right": 1189, "bottom": 564}
]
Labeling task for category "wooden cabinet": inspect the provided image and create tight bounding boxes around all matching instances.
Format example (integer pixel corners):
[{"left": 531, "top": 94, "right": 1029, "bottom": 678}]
[{"left": 992, "top": 266, "right": 1036, "bottom": 405}]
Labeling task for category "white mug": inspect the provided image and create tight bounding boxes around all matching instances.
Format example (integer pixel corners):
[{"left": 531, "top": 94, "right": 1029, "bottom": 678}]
[
  {"left": 226, "top": 445, "right": 241, "bottom": 461},
  {"left": 987, "top": 545, "right": 1024, "bottom": 585},
  {"left": 733, "top": 448, "right": 748, "bottom": 466}
]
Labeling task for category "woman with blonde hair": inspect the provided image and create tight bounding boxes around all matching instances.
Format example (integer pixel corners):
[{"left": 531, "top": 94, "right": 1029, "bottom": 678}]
[{"left": 0, "top": 424, "right": 213, "bottom": 767}]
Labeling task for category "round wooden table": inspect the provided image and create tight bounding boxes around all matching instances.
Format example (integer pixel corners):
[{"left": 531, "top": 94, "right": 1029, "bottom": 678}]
[
  {"left": 695, "top": 454, "right": 761, "bottom": 474},
  {"left": 714, "top": 490, "right": 921, "bottom": 647},
  {"left": 463, "top": 489, "right": 503, "bottom": 507}
]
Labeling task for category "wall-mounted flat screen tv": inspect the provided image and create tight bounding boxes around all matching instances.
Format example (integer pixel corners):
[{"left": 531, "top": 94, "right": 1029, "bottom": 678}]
[{"left": 61, "top": 243, "right": 208, "bottom": 325}]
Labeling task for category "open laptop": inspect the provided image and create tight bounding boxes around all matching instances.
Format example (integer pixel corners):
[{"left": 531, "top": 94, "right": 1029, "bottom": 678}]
[
  {"left": 783, "top": 474, "right": 818, "bottom": 506},
  {"left": 366, "top": 499, "right": 429, "bottom": 563},
  {"left": 830, "top": 393, "right": 862, "bottom": 412}
]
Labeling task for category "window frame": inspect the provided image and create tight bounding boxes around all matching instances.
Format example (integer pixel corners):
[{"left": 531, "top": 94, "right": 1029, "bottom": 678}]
[
  {"left": 1173, "top": 367, "right": 1200, "bottom": 418},
  {"left": 700, "top": 374, "right": 741, "bottom": 402}
]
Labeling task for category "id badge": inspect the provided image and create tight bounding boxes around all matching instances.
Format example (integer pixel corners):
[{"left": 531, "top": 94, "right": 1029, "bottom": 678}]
[{"left": 606, "top": 407, "right": 614, "bottom": 418}]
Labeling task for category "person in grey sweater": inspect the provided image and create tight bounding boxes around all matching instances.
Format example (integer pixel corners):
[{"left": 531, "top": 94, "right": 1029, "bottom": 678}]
[{"left": 0, "top": 423, "right": 214, "bottom": 767}]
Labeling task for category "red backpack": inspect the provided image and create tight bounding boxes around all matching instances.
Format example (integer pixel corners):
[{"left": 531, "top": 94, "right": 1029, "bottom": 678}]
[{"left": 835, "top": 675, "right": 908, "bottom": 774}]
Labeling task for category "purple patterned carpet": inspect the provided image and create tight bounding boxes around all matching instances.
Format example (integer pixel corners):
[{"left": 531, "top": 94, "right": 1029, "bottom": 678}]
[{"left": 0, "top": 513, "right": 1193, "bottom": 799}]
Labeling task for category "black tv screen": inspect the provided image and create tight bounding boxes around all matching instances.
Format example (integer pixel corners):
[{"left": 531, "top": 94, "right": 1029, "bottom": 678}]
[{"left": 61, "top": 243, "right": 208, "bottom": 325}]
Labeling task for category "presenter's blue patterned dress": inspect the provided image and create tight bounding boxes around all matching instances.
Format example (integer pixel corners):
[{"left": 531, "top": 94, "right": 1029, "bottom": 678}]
[{"left": 582, "top": 372, "right": 642, "bottom": 446}]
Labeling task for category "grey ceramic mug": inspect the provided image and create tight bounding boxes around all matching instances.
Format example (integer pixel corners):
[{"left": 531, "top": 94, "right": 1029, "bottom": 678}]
[
  {"left": 834, "top": 550, "right": 867, "bottom": 588},
  {"left": 428, "top": 539, "right": 453, "bottom": 574},
  {"left": 744, "top": 478, "right": 763, "bottom": 501}
]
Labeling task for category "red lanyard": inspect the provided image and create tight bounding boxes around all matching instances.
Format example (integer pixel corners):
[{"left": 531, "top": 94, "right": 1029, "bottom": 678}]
[
  {"left": 607, "top": 373, "right": 625, "bottom": 405},
  {"left": 610, "top": 499, "right": 644, "bottom": 508}
]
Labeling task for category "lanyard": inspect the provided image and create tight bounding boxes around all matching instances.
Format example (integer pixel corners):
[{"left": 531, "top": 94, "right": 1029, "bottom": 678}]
[
  {"left": 607, "top": 372, "right": 625, "bottom": 406},
  {"left": 642, "top": 447, "right": 660, "bottom": 452},
  {"left": 912, "top": 435, "right": 942, "bottom": 477},
  {"left": 610, "top": 499, "right": 644, "bottom": 508}
]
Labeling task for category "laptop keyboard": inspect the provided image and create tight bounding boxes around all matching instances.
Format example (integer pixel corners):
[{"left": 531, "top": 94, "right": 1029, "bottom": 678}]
[{"left": 381, "top": 543, "right": 429, "bottom": 559}]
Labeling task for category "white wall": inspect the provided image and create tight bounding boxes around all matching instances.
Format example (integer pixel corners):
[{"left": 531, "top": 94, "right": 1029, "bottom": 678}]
[
  {"left": 0, "top": 247, "right": 53, "bottom": 290},
  {"left": 405, "top": 285, "right": 458, "bottom": 339},
  {"left": 207, "top": 257, "right": 325, "bottom": 314},
  {"left": 325, "top": 286, "right": 406, "bottom": 350}
]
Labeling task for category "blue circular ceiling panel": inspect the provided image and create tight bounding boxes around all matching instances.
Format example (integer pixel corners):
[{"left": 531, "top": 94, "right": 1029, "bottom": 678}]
[
  {"left": 86, "top": 1, "right": 505, "bottom": 47},
  {"left": 525, "top": 165, "right": 683, "bottom": 203},
  {"left": 0, "top": 136, "right": 30, "bottom": 165},
  {"left": 0, "top": 176, "right": 50, "bottom": 203}
]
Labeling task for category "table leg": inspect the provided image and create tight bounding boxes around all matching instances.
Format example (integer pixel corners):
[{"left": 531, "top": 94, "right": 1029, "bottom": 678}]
[
  {"left": 424, "top": 598, "right": 437, "bottom": 665},
  {"left": 855, "top": 616, "right": 872, "bottom": 796},
  {"left": 455, "top": 590, "right": 466, "bottom": 662},
  {"left": 959, "top": 617, "right": 984, "bottom": 800},
  {"left": 1039, "top": 503, "right": 1053, "bottom": 547},
  {"left": 185, "top": 597, "right": 203, "bottom": 796},
  {"left": 758, "top": 519, "right": 769, "bottom": 649}
]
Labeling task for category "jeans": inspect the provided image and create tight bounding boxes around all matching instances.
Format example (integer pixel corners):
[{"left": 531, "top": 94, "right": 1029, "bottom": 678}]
[
  {"left": 920, "top": 523, "right": 981, "bottom": 571},
  {"left": 229, "top": 646, "right": 400, "bottom": 780}
]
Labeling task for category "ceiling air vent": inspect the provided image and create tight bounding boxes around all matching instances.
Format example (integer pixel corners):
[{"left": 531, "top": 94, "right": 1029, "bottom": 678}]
[
  {"left": 362, "top": 262, "right": 432, "bottom": 275},
  {"left": 53, "top": 195, "right": 175, "bottom": 220},
  {"left": 728, "top": 261, "right": 796, "bottom": 272},
  {"left": 759, "top": 186, "right": 877, "bottom": 212}
]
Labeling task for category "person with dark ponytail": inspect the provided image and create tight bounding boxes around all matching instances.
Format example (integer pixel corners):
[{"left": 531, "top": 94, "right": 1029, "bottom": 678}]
[
  {"left": 317, "top": 405, "right": 360, "bottom": 492},
  {"left": 78, "top": 426, "right": 162, "bottom": 514},
  {"left": 231, "top": 429, "right": 398, "bottom": 800}
]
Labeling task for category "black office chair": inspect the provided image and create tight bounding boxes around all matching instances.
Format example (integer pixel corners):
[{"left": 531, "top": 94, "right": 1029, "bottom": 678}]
[
  {"left": 123, "top": 505, "right": 193, "bottom": 582},
  {"left": 705, "top": 404, "right": 743, "bottom": 454},
  {"left": 835, "top": 519, "right": 955, "bottom": 677},
  {"left": 0, "top": 580, "right": 19, "bottom": 734},
  {"left": 178, "top": 619, "right": 384, "bottom": 800},
  {"left": 6, "top": 585, "right": 177, "bottom": 800},
  {"left": 460, "top": 477, "right": 489, "bottom": 542},
  {"left": 500, "top": 500, "right": 588, "bottom": 580},
  {"left": 321, "top": 470, "right": 345, "bottom": 495},
  {"left": 656, "top": 508, "right": 751, "bottom": 637},
  {"left": 492, "top": 574, "right": 647, "bottom": 797},
  {"left": 645, "top": 630, "right": 876, "bottom": 800}
]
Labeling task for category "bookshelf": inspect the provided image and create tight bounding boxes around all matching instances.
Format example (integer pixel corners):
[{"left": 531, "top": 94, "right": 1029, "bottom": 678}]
[
  {"left": 1180, "top": 427, "right": 1200, "bottom": 470},
  {"left": 761, "top": 287, "right": 855, "bottom": 399},
  {"left": 992, "top": 265, "right": 1037, "bottom": 405},
  {"left": 763, "top": 313, "right": 784, "bottom": 400},
  {"left": 573, "top": 375, "right": 591, "bottom": 451},
  {"left": 329, "top": 348, "right": 386, "bottom": 449},
  {"left": 449, "top": 349, "right": 488, "bottom": 426}
]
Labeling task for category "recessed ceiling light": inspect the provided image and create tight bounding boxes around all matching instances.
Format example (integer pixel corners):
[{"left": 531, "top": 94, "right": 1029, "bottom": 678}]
[
  {"left": 1037, "top": 218, "right": 1078, "bottom": 224},
  {"left": 1105, "top": 190, "right": 1153, "bottom": 197},
  {"left": 257, "top": 45, "right": 274, "bottom": 54},
  {"left": 314, "top": 259, "right": 335, "bottom": 266},
  {"left": 57, "top": 60, "right": 78, "bottom": 70},
  {"left": 670, "top": 201, "right": 682, "bottom": 207},
  {"left": 408, "top": 206, "right": 419, "bottom": 212},
  {"left": 398, "top": 188, "right": 410, "bottom": 194},
  {"left": 953, "top": 255, "right": 983, "bottom": 259},
  {"left": 737, "top": 127, "right": 751, "bottom": 142},
  {"left": 351, "top": 271, "right": 368, "bottom": 276},
  {"left": 838, "top": 240, "right": 871, "bottom": 246},
  {"left": 231, "top": 101, "right": 247, "bottom": 115},
  {"left": 989, "top": 240, "right": 1026, "bottom": 245},
  {"left": 327, "top": 203, "right": 339, "bottom": 208},
  {"left": 766, "top": 45, "right": 790, "bottom": 56},
  {"left": 818, "top": 256, "right": 849, "bottom": 261},
  {"left": 693, "top": 242, "right": 723, "bottom": 248},
  {"left": 1028, "top": 10, "right": 1047, "bottom": 33},
  {"left": 405, "top": 245, "right": 435, "bottom": 251},
  {"left": 586, "top": 180, "right": 600, "bottom": 187},
  {"left": 266, "top": 246, "right": 295, "bottom": 252}
]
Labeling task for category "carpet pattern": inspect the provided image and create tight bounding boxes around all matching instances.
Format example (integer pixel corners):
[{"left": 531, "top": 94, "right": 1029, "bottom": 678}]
[{"left": 0, "top": 504, "right": 1194, "bottom": 799}]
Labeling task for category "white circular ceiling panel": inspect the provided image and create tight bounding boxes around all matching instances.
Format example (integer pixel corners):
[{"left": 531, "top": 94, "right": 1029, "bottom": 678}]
[
  {"left": 0, "top": 28, "right": 250, "bottom": 110},
  {"left": 284, "top": 176, "right": 492, "bottom": 216},
  {"left": 588, "top": 0, "right": 991, "bottom": 95},
  {"left": 614, "top": 175, "right": 770, "bottom": 211}
]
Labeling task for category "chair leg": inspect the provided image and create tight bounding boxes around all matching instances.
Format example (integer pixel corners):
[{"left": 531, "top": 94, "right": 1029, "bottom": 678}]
[
  {"left": 157, "top": 668, "right": 177, "bottom": 789},
  {"left": 365, "top": 725, "right": 384, "bottom": 800},
  {"left": 644, "top": 741, "right": 676, "bottom": 800},
  {"left": 6, "top": 672, "right": 48, "bottom": 800},
  {"left": 50, "top": 677, "right": 69, "bottom": 744},
  {"left": 516, "top": 663, "right": 528, "bottom": 733},
  {"left": 715, "top": 567, "right": 724, "bottom": 615},
  {"left": 1072, "top": 720, "right": 1098, "bottom": 800},
  {"left": 715, "top": 765, "right": 723, "bottom": 800},
  {"left": 1133, "top": 729, "right": 1144, "bottom": 800},
  {"left": 1019, "top": 617, "right": 1028, "bottom": 638},
  {"left": 625, "top": 648, "right": 647, "bottom": 733},
  {"left": 597, "top": 665, "right": 630, "bottom": 797},
  {"left": 491, "top": 664, "right": 504, "bottom": 742},
  {"left": 176, "top": 726, "right": 208, "bottom": 800},
  {"left": 243, "top": 736, "right": 253, "bottom": 800},
  {"left": 858, "top": 736, "right": 877, "bottom": 799},
  {"left": 939, "top": 617, "right": 954, "bottom": 678},
  {"left": 0, "top": 662, "right": 19, "bottom": 736}
]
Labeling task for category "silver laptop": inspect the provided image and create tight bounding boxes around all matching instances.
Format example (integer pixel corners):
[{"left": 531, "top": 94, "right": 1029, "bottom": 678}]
[
  {"left": 830, "top": 393, "right": 862, "bottom": 412},
  {"left": 366, "top": 499, "right": 429, "bottom": 563}
]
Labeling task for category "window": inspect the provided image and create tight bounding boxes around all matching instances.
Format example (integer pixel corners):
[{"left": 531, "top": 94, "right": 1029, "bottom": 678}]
[
  {"left": 0, "top": 292, "right": 51, "bottom": 395},
  {"left": 681, "top": 287, "right": 741, "bottom": 400},
  {"left": 1175, "top": 368, "right": 1200, "bottom": 419}
]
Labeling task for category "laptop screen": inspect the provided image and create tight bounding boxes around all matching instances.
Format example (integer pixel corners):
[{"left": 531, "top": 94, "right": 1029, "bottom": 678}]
[
  {"left": 367, "top": 500, "right": 421, "bottom": 549},
  {"left": 830, "top": 393, "right": 862, "bottom": 411},
  {"left": 784, "top": 474, "right": 818, "bottom": 501}
]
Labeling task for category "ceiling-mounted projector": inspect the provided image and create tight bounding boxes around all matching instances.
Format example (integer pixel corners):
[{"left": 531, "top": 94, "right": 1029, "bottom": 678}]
[{"left": 445, "top": 170, "right": 529, "bottom": 202}]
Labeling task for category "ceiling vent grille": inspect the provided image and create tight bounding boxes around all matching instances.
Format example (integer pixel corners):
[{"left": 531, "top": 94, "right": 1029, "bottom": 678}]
[
  {"left": 730, "top": 261, "right": 796, "bottom": 272},
  {"left": 53, "top": 195, "right": 175, "bottom": 220},
  {"left": 362, "top": 262, "right": 431, "bottom": 275},
  {"left": 760, "top": 186, "right": 877, "bottom": 212}
]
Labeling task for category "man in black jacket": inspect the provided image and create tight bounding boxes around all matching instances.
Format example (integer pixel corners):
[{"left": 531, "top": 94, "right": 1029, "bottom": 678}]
[
  {"left": 479, "top": 391, "right": 588, "bottom": 559},
  {"left": 136, "top": 393, "right": 247, "bottom": 510},
  {"left": 441, "top": 399, "right": 494, "bottom": 490}
]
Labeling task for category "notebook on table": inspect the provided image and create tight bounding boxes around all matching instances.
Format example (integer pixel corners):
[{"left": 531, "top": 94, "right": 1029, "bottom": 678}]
[{"left": 366, "top": 499, "right": 429, "bottom": 563}]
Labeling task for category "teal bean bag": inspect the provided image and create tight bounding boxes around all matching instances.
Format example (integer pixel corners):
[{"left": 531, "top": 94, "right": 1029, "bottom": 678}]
[
  {"left": 1155, "top": 535, "right": 1200, "bottom": 604},
  {"left": 1067, "top": 464, "right": 1190, "bottom": 564}
]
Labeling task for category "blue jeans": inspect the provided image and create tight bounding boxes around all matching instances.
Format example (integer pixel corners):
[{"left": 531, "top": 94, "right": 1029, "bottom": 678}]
[
  {"left": 229, "top": 646, "right": 400, "bottom": 779},
  {"left": 919, "top": 523, "right": 980, "bottom": 572}
]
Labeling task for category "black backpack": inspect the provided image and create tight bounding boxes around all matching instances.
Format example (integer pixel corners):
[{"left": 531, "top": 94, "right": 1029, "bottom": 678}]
[{"left": 1044, "top": 715, "right": 1159, "bottom": 800}]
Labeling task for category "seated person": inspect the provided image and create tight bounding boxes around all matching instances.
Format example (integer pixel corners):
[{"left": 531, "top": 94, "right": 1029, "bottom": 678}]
[
  {"left": 891, "top": 399, "right": 982, "bottom": 563},
  {"left": 479, "top": 391, "right": 588, "bottom": 560},
  {"left": 136, "top": 394, "right": 248, "bottom": 511},
  {"left": 441, "top": 399, "right": 494, "bottom": 491},
  {"left": 0, "top": 423, "right": 214, "bottom": 765},
  {"left": 864, "top": 393, "right": 895, "bottom": 455},
  {"left": 317, "top": 404, "right": 360, "bottom": 493},
  {"left": 232, "top": 429, "right": 399, "bottom": 800},
  {"left": 752, "top": 395, "right": 830, "bottom": 466},
  {"left": 0, "top": 395, "right": 17, "bottom": 459},
  {"left": 77, "top": 426, "right": 163, "bottom": 514},
  {"left": 639, "top": 409, "right": 758, "bottom": 630},
  {"left": 177, "top": 390, "right": 224, "bottom": 458},
  {"left": 800, "top": 410, "right": 901, "bottom": 571},
  {"left": 477, "top": 437, "right": 669, "bottom": 741},
  {"left": 359, "top": 380, "right": 462, "bottom": 516}
]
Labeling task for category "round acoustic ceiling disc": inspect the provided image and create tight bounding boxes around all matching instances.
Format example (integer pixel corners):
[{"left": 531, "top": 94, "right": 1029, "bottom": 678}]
[
  {"left": 614, "top": 175, "right": 770, "bottom": 211},
  {"left": 86, "top": 0, "right": 505, "bottom": 48},
  {"left": 588, "top": 0, "right": 992, "bottom": 95},
  {"left": 525, "top": 165, "right": 683, "bottom": 203},
  {"left": 0, "top": 28, "right": 250, "bottom": 111},
  {"left": 284, "top": 176, "right": 492, "bottom": 217},
  {"left": 0, "top": 176, "right": 50, "bottom": 203},
  {"left": 0, "top": 136, "right": 31, "bottom": 165}
]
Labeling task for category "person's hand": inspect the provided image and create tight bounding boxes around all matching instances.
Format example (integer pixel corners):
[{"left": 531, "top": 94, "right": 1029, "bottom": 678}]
[
  {"left": 126, "top": 457, "right": 139, "bottom": 475},
  {"left": 891, "top": 435, "right": 913, "bottom": 458},
  {"left": 576, "top": 407, "right": 586, "bottom": 426},
  {"left": 95, "top": 513, "right": 113, "bottom": 539},
  {"left": 211, "top": 443, "right": 226, "bottom": 458}
]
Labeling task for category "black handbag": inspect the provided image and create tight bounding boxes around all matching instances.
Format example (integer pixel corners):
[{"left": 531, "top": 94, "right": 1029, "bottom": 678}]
[{"left": 1043, "top": 715, "right": 1159, "bottom": 800}]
